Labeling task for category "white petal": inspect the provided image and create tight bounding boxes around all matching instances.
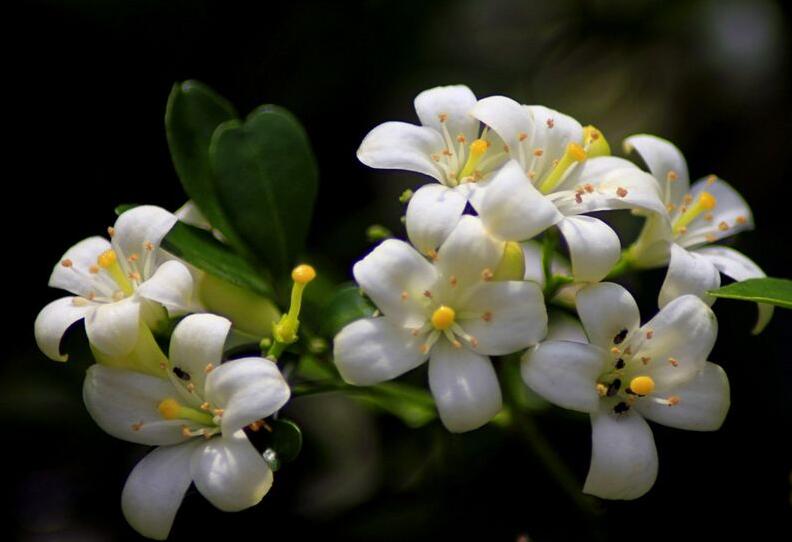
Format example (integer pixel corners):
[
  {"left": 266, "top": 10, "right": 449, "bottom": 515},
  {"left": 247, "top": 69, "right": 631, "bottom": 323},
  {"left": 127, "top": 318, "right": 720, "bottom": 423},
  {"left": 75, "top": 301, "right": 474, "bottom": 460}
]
[
  {"left": 174, "top": 200, "right": 211, "bottom": 230},
  {"left": 405, "top": 184, "right": 467, "bottom": 255},
  {"left": 169, "top": 313, "right": 231, "bottom": 395},
  {"left": 637, "top": 362, "right": 729, "bottom": 431},
  {"left": 414, "top": 84, "right": 478, "bottom": 143},
  {"left": 436, "top": 215, "right": 504, "bottom": 288},
  {"left": 633, "top": 295, "right": 717, "bottom": 391},
  {"left": 191, "top": 431, "right": 273, "bottom": 511},
  {"left": 48, "top": 236, "right": 112, "bottom": 297},
  {"left": 545, "top": 309, "right": 587, "bottom": 343},
  {"left": 659, "top": 244, "right": 720, "bottom": 308},
  {"left": 458, "top": 281, "right": 547, "bottom": 355},
  {"left": 695, "top": 246, "right": 773, "bottom": 334},
  {"left": 556, "top": 216, "right": 621, "bottom": 283},
  {"left": 333, "top": 317, "right": 428, "bottom": 385},
  {"left": 471, "top": 96, "right": 534, "bottom": 167},
  {"left": 356, "top": 121, "right": 445, "bottom": 182},
  {"left": 136, "top": 260, "right": 196, "bottom": 314},
  {"left": 83, "top": 365, "right": 195, "bottom": 446},
  {"left": 84, "top": 297, "right": 141, "bottom": 357},
  {"left": 525, "top": 105, "right": 584, "bottom": 181},
  {"left": 554, "top": 156, "right": 637, "bottom": 191},
  {"left": 353, "top": 239, "right": 437, "bottom": 327},
  {"left": 113, "top": 205, "right": 177, "bottom": 261},
  {"left": 551, "top": 163, "right": 666, "bottom": 216},
  {"left": 623, "top": 134, "right": 690, "bottom": 204},
  {"left": 521, "top": 341, "right": 605, "bottom": 413},
  {"left": 583, "top": 406, "right": 658, "bottom": 500},
  {"left": 428, "top": 340, "right": 502, "bottom": 432},
  {"left": 477, "top": 159, "right": 562, "bottom": 241},
  {"left": 34, "top": 297, "right": 94, "bottom": 361},
  {"left": 122, "top": 440, "right": 200, "bottom": 540},
  {"left": 205, "top": 357, "right": 291, "bottom": 435},
  {"left": 576, "top": 282, "right": 641, "bottom": 349},
  {"left": 678, "top": 177, "right": 754, "bottom": 248}
]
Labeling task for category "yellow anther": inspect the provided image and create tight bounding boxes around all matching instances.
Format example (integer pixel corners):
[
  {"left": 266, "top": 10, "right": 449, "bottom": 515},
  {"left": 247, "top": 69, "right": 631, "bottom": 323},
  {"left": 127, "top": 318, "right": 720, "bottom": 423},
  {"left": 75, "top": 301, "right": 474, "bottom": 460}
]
[
  {"left": 629, "top": 376, "right": 655, "bottom": 396},
  {"left": 699, "top": 191, "right": 717, "bottom": 210},
  {"left": 158, "top": 398, "right": 182, "bottom": 420},
  {"left": 459, "top": 139, "right": 489, "bottom": 180},
  {"left": 96, "top": 249, "right": 134, "bottom": 295},
  {"left": 539, "top": 142, "right": 588, "bottom": 194},
  {"left": 470, "top": 138, "right": 488, "bottom": 156},
  {"left": 158, "top": 397, "right": 215, "bottom": 425},
  {"left": 567, "top": 142, "right": 587, "bottom": 162},
  {"left": 97, "top": 249, "right": 118, "bottom": 268},
  {"left": 583, "top": 126, "right": 610, "bottom": 158},
  {"left": 431, "top": 305, "right": 456, "bottom": 331},
  {"left": 673, "top": 191, "right": 718, "bottom": 235},
  {"left": 61, "top": 259, "right": 73, "bottom": 268},
  {"left": 291, "top": 264, "right": 316, "bottom": 284}
]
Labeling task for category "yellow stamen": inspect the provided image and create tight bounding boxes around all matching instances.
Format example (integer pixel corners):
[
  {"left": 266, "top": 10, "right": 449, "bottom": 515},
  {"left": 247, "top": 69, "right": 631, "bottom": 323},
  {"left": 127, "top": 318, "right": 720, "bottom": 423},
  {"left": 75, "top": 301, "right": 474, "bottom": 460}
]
[
  {"left": 629, "top": 376, "right": 655, "bottom": 396},
  {"left": 96, "top": 249, "right": 134, "bottom": 295},
  {"left": 273, "top": 263, "right": 318, "bottom": 344},
  {"left": 291, "top": 264, "right": 316, "bottom": 284},
  {"left": 458, "top": 138, "right": 489, "bottom": 180},
  {"left": 673, "top": 191, "right": 717, "bottom": 235},
  {"left": 431, "top": 306, "right": 456, "bottom": 331},
  {"left": 539, "top": 142, "right": 587, "bottom": 194},
  {"left": 158, "top": 398, "right": 215, "bottom": 425}
]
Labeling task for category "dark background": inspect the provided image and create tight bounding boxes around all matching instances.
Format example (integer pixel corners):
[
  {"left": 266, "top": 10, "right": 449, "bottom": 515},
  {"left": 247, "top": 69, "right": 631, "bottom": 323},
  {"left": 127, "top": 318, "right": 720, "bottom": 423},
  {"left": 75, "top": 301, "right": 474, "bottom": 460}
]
[{"left": 7, "top": 0, "right": 791, "bottom": 540}]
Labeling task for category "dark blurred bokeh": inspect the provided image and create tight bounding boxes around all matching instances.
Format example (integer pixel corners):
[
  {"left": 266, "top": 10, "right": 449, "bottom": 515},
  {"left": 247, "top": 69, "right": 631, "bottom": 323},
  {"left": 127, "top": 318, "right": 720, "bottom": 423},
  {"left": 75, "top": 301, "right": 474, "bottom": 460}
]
[{"left": 7, "top": 0, "right": 791, "bottom": 540}]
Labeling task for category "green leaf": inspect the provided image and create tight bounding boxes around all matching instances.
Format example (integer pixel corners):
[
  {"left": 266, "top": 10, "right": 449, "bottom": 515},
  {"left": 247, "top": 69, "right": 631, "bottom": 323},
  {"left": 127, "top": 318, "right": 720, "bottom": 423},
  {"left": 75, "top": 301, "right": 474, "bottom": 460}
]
[
  {"left": 161, "top": 221, "right": 273, "bottom": 298},
  {"left": 320, "top": 283, "right": 376, "bottom": 337},
  {"left": 165, "top": 80, "right": 243, "bottom": 248},
  {"left": 209, "top": 105, "right": 318, "bottom": 275},
  {"left": 708, "top": 277, "right": 792, "bottom": 309}
]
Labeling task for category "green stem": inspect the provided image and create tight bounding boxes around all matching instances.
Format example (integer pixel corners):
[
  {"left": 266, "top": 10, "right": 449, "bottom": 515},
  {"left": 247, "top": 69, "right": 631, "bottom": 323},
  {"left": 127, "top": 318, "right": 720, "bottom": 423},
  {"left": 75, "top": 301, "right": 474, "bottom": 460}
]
[{"left": 605, "top": 250, "right": 634, "bottom": 280}]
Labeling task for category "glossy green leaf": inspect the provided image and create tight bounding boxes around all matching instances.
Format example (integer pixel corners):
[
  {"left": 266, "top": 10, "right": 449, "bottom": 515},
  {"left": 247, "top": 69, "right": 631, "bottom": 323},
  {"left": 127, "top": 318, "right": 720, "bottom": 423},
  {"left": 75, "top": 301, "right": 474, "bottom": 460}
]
[
  {"left": 165, "top": 80, "right": 243, "bottom": 248},
  {"left": 266, "top": 418, "right": 303, "bottom": 463},
  {"left": 708, "top": 277, "right": 792, "bottom": 309},
  {"left": 161, "top": 221, "right": 273, "bottom": 298},
  {"left": 320, "top": 283, "right": 376, "bottom": 337},
  {"left": 209, "top": 105, "right": 318, "bottom": 275}
]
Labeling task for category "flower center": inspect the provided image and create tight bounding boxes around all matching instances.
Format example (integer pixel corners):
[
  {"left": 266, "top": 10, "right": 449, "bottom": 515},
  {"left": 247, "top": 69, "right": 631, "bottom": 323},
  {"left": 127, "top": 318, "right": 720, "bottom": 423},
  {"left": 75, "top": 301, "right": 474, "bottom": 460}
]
[
  {"left": 157, "top": 397, "right": 216, "bottom": 426},
  {"left": 538, "top": 142, "right": 587, "bottom": 194},
  {"left": 672, "top": 191, "right": 717, "bottom": 235},
  {"left": 594, "top": 328, "right": 681, "bottom": 414},
  {"left": 97, "top": 249, "right": 135, "bottom": 296},
  {"left": 431, "top": 305, "right": 456, "bottom": 330},
  {"left": 432, "top": 115, "right": 506, "bottom": 186}
]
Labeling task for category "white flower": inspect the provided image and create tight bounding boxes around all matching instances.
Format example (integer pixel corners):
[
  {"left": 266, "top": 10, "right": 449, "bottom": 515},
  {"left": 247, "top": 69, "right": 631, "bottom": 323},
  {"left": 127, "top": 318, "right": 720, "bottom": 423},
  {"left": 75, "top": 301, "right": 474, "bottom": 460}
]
[
  {"left": 470, "top": 96, "right": 666, "bottom": 282},
  {"left": 624, "top": 134, "right": 772, "bottom": 333},
  {"left": 333, "top": 216, "right": 547, "bottom": 432},
  {"left": 34, "top": 206, "right": 196, "bottom": 361},
  {"left": 83, "top": 313, "right": 291, "bottom": 540},
  {"left": 521, "top": 283, "right": 728, "bottom": 500},
  {"left": 356, "top": 85, "right": 507, "bottom": 255}
]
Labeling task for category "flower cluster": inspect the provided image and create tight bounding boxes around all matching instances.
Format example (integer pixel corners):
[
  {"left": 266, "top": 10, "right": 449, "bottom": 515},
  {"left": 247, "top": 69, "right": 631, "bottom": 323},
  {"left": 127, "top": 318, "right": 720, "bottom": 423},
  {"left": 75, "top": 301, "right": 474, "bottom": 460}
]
[
  {"left": 33, "top": 82, "right": 779, "bottom": 538},
  {"left": 34, "top": 206, "right": 306, "bottom": 539},
  {"left": 337, "top": 84, "right": 768, "bottom": 498}
]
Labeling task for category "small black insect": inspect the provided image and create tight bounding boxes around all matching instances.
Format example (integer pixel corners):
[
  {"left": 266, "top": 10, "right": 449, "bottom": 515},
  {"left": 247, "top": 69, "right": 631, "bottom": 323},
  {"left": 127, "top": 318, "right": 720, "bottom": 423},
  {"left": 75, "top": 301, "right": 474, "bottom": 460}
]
[
  {"left": 606, "top": 378, "right": 621, "bottom": 397},
  {"left": 172, "top": 367, "right": 191, "bottom": 381},
  {"left": 613, "top": 328, "right": 628, "bottom": 345},
  {"left": 613, "top": 402, "right": 630, "bottom": 414},
  {"left": 615, "top": 358, "right": 625, "bottom": 369}
]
